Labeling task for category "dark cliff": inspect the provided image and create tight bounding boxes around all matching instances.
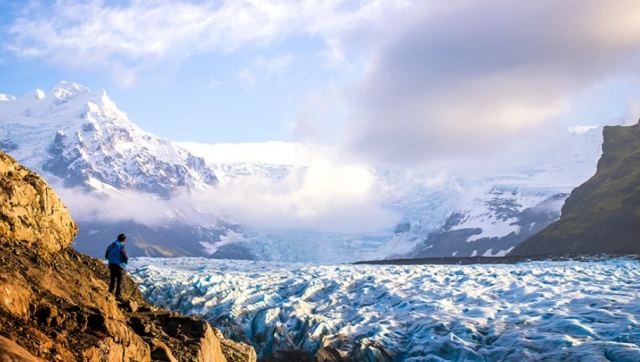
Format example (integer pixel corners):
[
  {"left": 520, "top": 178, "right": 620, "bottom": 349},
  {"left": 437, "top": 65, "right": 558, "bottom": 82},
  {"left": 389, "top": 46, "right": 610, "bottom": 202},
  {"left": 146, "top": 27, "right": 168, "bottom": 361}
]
[{"left": 511, "top": 121, "right": 640, "bottom": 256}]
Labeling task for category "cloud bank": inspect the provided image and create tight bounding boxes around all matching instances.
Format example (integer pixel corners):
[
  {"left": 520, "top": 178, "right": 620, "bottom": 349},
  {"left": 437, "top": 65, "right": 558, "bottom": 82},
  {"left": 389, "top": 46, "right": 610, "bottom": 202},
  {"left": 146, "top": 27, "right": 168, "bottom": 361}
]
[
  {"left": 346, "top": 0, "right": 640, "bottom": 165},
  {"left": 56, "top": 148, "right": 399, "bottom": 234}
]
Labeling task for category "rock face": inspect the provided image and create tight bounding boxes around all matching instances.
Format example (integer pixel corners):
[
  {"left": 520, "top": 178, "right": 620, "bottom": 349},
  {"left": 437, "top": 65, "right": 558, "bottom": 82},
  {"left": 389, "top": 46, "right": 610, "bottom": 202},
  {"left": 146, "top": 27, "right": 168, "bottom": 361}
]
[
  {"left": 0, "top": 151, "right": 256, "bottom": 362},
  {"left": 0, "top": 152, "right": 77, "bottom": 253},
  {"left": 511, "top": 122, "right": 640, "bottom": 256}
]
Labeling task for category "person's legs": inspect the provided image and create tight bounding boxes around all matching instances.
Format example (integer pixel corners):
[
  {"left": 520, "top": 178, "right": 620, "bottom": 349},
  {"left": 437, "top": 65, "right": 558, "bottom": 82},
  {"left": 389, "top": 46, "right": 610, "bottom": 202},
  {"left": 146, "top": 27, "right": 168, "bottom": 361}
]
[
  {"left": 114, "top": 266, "right": 123, "bottom": 298},
  {"left": 108, "top": 264, "right": 117, "bottom": 294}
]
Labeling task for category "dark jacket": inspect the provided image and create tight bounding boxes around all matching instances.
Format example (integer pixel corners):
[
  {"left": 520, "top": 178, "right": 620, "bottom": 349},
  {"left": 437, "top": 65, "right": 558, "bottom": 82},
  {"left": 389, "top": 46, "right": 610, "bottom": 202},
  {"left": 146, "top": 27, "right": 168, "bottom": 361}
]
[{"left": 105, "top": 240, "right": 129, "bottom": 268}]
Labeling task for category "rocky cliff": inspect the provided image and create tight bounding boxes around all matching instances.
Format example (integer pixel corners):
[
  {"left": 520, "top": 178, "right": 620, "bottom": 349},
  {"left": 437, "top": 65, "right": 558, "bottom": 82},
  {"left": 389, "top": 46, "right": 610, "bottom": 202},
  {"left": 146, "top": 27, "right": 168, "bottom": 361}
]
[
  {"left": 0, "top": 151, "right": 256, "bottom": 361},
  {"left": 511, "top": 121, "right": 640, "bottom": 256}
]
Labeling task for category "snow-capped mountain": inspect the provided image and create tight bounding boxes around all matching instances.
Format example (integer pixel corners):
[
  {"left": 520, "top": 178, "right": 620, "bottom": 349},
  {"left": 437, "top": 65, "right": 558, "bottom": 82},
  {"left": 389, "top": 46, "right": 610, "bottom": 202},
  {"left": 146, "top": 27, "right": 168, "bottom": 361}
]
[
  {"left": 0, "top": 82, "right": 217, "bottom": 197},
  {"left": 0, "top": 82, "right": 226, "bottom": 257},
  {"left": 0, "top": 82, "right": 606, "bottom": 262},
  {"left": 387, "top": 126, "right": 605, "bottom": 259},
  {"left": 394, "top": 185, "right": 568, "bottom": 258}
]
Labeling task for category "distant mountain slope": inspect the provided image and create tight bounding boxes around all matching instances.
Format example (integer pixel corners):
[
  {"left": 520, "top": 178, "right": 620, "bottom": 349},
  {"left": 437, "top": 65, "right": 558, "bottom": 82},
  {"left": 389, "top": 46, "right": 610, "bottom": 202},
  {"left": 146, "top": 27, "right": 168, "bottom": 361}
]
[
  {"left": 388, "top": 126, "right": 604, "bottom": 259},
  {"left": 73, "top": 220, "right": 239, "bottom": 258},
  {"left": 402, "top": 190, "right": 567, "bottom": 258},
  {"left": 511, "top": 121, "right": 640, "bottom": 256}
]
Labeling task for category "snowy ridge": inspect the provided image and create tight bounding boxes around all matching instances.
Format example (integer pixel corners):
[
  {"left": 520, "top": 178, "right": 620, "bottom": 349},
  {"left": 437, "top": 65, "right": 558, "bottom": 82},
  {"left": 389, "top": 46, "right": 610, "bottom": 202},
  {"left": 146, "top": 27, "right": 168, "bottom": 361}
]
[
  {"left": 0, "top": 82, "right": 217, "bottom": 197},
  {"left": 387, "top": 125, "right": 604, "bottom": 259},
  {"left": 131, "top": 257, "right": 640, "bottom": 361},
  {"left": 450, "top": 185, "right": 554, "bottom": 242}
]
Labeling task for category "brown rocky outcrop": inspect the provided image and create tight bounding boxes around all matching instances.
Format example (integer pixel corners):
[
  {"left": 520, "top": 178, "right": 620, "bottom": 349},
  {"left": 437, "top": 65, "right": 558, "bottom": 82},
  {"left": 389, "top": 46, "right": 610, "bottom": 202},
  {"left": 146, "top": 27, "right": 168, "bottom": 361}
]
[
  {"left": 0, "top": 152, "right": 76, "bottom": 253},
  {"left": 0, "top": 152, "right": 256, "bottom": 361}
]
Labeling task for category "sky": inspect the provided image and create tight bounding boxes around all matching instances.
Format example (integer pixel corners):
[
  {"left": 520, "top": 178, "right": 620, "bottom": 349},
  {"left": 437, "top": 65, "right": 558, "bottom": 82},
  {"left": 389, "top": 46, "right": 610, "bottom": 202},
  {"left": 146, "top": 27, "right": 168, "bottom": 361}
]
[{"left": 1, "top": 0, "right": 640, "bottom": 166}]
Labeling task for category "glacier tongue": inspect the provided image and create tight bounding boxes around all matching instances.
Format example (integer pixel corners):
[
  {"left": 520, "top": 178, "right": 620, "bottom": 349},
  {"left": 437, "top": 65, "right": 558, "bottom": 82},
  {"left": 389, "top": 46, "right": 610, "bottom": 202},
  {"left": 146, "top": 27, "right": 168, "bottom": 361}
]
[{"left": 130, "top": 257, "right": 640, "bottom": 361}]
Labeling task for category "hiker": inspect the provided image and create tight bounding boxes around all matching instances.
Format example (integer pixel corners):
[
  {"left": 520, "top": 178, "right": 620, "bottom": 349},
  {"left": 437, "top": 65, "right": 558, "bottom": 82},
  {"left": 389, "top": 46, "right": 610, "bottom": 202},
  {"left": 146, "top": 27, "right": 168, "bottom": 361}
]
[{"left": 105, "top": 233, "right": 129, "bottom": 299}]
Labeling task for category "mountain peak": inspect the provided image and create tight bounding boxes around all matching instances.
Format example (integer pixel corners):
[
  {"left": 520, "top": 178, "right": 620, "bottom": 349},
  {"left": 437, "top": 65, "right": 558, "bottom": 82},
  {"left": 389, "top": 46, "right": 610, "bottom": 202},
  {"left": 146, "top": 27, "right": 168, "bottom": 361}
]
[
  {"left": 22, "top": 89, "right": 45, "bottom": 100},
  {"left": 50, "top": 81, "right": 90, "bottom": 100},
  {"left": 0, "top": 94, "right": 16, "bottom": 102},
  {"left": 98, "top": 89, "right": 118, "bottom": 109},
  {"left": 1, "top": 81, "right": 219, "bottom": 197}
]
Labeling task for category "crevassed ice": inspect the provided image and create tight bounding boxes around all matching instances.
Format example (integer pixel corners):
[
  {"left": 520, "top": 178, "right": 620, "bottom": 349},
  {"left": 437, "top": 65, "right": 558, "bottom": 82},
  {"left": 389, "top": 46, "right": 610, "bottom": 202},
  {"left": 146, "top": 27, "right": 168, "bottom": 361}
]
[{"left": 130, "top": 258, "right": 640, "bottom": 361}]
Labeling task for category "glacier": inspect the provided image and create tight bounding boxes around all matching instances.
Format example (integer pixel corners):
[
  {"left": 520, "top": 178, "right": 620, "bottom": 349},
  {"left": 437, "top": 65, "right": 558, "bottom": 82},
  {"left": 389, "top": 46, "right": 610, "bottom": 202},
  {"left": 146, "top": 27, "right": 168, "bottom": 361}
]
[{"left": 130, "top": 257, "right": 640, "bottom": 361}]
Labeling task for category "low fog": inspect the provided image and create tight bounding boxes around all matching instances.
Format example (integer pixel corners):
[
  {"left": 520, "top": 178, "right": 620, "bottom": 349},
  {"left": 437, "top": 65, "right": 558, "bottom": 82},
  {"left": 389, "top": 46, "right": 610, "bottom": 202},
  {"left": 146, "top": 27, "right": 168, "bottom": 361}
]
[{"left": 55, "top": 149, "right": 400, "bottom": 234}]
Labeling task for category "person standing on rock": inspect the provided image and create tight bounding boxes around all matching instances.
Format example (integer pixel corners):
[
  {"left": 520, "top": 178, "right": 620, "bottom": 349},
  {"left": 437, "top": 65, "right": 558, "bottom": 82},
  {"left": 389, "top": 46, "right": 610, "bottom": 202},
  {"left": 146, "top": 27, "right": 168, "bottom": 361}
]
[{"left": 105, "top": 233, "right": 129, "bottom": 299}]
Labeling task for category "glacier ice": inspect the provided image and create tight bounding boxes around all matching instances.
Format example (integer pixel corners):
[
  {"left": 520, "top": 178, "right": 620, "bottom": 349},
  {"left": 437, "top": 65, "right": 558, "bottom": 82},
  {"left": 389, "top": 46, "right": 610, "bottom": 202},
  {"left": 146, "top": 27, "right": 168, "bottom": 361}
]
[{"left": 130, "top": 257, "right": 640, "bottom": 361}]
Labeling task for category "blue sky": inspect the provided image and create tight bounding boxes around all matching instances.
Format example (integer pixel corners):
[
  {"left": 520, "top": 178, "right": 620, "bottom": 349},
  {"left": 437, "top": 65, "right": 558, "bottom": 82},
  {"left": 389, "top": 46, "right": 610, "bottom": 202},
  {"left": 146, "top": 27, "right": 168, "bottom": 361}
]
[
  {"left": 0, "top": 0, "right": 370, "bottom": 143},
  {"left": 1, "top": 0, "right": 640, "bottom": 164}
]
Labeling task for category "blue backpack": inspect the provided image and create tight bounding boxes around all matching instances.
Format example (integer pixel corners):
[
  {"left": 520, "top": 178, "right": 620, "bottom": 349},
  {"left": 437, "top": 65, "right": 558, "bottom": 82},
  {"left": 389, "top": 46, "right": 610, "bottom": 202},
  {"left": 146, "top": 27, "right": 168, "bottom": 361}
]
[{"left": 105, "top": 241, "right": 128, "bottom": 266}]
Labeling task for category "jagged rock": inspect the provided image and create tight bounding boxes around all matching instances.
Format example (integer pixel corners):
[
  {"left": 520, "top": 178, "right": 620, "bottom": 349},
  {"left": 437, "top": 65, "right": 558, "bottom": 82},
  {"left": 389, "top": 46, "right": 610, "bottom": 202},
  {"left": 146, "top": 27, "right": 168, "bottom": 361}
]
[
  {"left": 0, "top": 152, "right": 77, "bottom": 254},
  {"left": 263, "top": 350, "right": 312, "bottom": 362},
  {"left": 0, "top": 277, "right": 32, "bottom": 318},
  {"left": 219, "top": 337, "right": 258, "bottom": 362},
  {"left": 196, "top": 323, "right": 227, "bottom": 362},
  {"left": 0, "top": 151, "right": 256, "bottom": 361},
  {"left": 314, "top": 347, "right": 346, "bottom": 362},
  {"left": 0, "top": 336, "right": 42, "bottom": 362},
  {"left": 120, "top": 299, "right": 139, "bottom": 313},
  {"left": 129, "top": 316, "right": 153, "bottom": 336},
  {"left": 81, "top": 335, "right": 150, "bottom": 362},
  {"left": 155, "top": 313, "right": 227, "bottom": 362},
  {"left": 34, "top": 302, "right": 61, "bottom": 328},
  {"left": 148, "top": 338, "right": 178, "bottom": 362},
  {"left": 352, "top": 340, "right": 394, "bottom": 362},
  {"left": 309, "top": 334, "right": 394, "bottom": 362}
]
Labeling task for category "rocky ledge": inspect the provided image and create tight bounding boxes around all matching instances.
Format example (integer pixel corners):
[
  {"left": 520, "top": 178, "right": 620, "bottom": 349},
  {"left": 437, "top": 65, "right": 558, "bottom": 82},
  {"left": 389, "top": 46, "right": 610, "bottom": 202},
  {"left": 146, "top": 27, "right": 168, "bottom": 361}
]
[{"left": 0, "top": 151, "right": 256, "bottom": 361}]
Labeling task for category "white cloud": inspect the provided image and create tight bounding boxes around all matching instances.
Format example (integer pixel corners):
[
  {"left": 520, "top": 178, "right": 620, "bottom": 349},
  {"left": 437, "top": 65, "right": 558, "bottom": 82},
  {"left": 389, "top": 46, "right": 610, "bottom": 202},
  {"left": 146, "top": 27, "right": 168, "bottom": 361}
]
[
  {"left": 56, "top": 146, "right": 399, "bottom": 234},
  {"left": 205, "top": 155, "right": 398, "bottom": 233},
  {"left": 5, "top": 0, "right": 407, "bottom": 86},
  {"left": 289, "top": 84, "right": 348, "bottom": 144},
  {"left": 345, "top": 0, "right": 640, "bottom": 165}
]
